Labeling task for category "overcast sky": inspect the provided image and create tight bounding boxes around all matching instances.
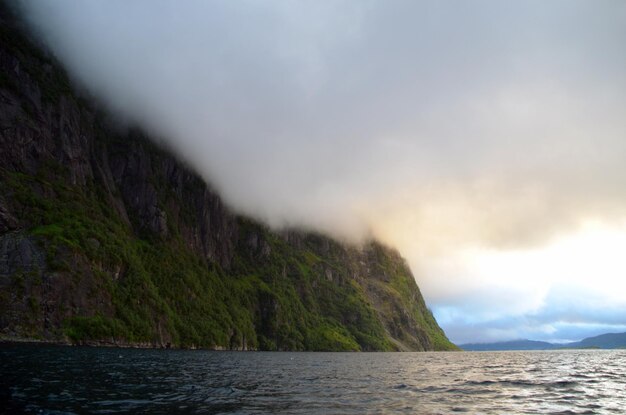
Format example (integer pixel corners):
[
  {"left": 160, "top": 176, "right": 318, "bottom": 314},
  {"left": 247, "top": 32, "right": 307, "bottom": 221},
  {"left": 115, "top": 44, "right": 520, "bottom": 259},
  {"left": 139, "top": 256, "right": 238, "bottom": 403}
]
[{"left": 18, "top": 0, "right": 626, "bottom": 344}]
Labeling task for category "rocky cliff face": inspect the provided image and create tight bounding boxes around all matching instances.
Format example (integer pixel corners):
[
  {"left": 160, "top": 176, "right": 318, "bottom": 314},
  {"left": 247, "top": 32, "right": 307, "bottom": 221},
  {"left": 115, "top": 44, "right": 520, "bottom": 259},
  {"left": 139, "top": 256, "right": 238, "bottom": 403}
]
[{"left": 0, "top": 6, "right": 456, "bottom": 351}]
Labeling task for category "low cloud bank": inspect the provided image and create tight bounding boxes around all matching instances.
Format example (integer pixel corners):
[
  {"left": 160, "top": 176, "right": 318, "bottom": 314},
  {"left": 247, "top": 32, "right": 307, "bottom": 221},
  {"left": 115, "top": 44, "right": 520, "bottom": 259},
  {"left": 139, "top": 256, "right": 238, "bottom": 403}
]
[{"left": 17, "top": 1, "right": 626, "bottom": 342}]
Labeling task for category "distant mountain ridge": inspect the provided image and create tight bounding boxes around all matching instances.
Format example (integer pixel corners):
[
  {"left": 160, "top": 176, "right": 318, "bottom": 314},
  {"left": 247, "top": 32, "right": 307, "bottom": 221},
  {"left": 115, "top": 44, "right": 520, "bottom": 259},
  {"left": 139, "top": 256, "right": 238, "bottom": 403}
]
[
  {"left": 460, "top": 332, "right": 626, "bottom": 351},
  {"left": 568, "top": 332, "right": 626, "bottom": 349},
  {"left": 460, "top": 339, "right": 556, "bottom": 351}
]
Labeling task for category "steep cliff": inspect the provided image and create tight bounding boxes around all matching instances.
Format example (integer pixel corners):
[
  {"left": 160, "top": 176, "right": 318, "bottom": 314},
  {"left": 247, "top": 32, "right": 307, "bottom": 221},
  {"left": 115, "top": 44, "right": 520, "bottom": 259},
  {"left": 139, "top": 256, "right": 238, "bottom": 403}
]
[{"left": 0, "top": 5, "right": 456, "bottom": 351}]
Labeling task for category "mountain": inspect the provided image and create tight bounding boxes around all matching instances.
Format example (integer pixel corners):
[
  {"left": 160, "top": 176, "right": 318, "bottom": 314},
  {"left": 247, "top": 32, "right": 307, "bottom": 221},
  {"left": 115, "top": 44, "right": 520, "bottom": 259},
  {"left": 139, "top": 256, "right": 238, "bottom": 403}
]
[
  {"left": 566, "top": 332, "right": 626, "bottom": 349},
  {"left": 0, "top": 4, "right": 456, "bottom": 351},
  {"left": 460, "top": 332, "right": 626, "bottom": 351},
  {"left": 460, "top": 340, "right": 557, "bottom": 351}
]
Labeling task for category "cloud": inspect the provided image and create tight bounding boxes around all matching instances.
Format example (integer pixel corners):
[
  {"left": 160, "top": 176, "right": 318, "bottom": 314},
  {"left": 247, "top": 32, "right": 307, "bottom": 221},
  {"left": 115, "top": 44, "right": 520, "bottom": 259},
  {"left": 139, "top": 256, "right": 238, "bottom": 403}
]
[
  {"left": 431, "top": 221, "right": 626, "bottom": 343},
  {"left": 440, "top": 313, "right": 626, "bottom": 345},
  {"left": 15, "top": 0, "right": 626, "bottom": 342}
]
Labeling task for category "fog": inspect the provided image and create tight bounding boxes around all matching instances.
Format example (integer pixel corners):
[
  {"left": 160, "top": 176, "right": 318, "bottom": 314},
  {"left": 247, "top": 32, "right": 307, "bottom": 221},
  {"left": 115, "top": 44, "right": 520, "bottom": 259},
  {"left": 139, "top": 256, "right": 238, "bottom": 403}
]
[{"left": 17, "top": 0, "right": 626, "bottom": 342}]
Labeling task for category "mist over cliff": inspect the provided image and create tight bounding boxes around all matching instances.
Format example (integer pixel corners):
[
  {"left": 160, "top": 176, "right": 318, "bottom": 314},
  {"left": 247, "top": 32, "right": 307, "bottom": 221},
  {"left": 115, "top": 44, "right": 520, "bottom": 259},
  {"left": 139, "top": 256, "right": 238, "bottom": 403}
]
[
  {"left": 16, "top": 1, "right": 626, "bottom": 251},
  {"left": 0, "top": 4, "right": 456, "bottom": 350},
  {"left": 11, "top": 1, "right": 626, "bottom": 344}
]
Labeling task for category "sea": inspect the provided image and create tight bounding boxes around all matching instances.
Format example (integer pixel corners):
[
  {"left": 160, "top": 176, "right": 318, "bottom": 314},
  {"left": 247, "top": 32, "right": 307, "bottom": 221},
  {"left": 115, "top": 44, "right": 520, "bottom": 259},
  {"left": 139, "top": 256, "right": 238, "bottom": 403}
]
[{"left": 1, "top": 344, "right": 624, "bottom": 414}]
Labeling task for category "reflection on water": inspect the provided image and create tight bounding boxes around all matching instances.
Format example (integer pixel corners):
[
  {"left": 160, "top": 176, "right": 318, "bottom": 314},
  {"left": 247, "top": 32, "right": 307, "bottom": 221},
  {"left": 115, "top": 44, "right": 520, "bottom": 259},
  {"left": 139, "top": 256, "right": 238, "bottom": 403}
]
[{"left": 1, "top": 344, "right": 625, "bottom": 414}]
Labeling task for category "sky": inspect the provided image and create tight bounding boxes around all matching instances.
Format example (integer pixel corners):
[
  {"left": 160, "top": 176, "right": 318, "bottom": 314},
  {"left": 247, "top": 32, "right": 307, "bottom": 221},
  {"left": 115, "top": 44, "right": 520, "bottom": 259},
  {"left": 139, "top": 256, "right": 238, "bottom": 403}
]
[{"left": 16, "top": 0, "right": 626, "bottom": 344}]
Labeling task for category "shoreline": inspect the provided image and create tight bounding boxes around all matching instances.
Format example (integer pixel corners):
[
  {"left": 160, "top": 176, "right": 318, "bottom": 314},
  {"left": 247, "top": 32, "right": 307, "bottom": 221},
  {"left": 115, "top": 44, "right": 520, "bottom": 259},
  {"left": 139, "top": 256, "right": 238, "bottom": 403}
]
[
  {"left": 0, "top": 337, "right": 462, "bottom": 352},
  {"left": 0, "top": 336, "right": 249, "bottom": 351}
]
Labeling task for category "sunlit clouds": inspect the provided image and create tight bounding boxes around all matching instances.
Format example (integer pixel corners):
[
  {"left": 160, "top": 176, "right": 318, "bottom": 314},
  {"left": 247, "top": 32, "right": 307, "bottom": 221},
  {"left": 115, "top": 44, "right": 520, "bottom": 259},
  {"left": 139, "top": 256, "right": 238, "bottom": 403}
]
[
  {"left": 429, "top": 221, "right": 626, "bottom": 343},
  {"left": 16, "top": 0, "right": 626, "bottom": 343}
]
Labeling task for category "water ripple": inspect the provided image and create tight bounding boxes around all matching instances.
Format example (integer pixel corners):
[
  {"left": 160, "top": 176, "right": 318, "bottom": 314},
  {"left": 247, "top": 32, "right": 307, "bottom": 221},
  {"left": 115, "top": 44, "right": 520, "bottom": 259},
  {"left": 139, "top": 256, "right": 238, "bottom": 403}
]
[{"left": 1, "top": 345, "right": 625, "bottom": 414}]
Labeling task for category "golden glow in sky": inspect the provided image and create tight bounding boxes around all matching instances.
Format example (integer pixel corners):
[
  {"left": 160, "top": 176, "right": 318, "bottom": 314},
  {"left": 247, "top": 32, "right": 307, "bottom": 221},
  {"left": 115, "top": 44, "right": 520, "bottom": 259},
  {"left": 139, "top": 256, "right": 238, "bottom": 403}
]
[
  {"left": 420, "top": 221, "right": 626, "bottom": 342},
  {"left": 20, "top": 0, "right": 626, "bottom": 343}
]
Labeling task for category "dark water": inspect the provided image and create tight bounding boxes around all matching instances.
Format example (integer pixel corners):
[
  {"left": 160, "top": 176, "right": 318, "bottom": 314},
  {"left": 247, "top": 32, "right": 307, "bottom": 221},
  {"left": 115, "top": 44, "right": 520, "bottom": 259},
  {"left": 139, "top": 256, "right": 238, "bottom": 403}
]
[{"left": 1, "top": 344, "right": 625, "bottom": 414}]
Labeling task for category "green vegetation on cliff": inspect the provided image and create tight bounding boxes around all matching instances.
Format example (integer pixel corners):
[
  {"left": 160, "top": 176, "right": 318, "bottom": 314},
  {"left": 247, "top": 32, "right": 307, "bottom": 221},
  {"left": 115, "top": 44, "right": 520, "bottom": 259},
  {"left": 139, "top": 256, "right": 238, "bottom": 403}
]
[{"left": 0, "top": 4, "right": 457, "bottom": 351}]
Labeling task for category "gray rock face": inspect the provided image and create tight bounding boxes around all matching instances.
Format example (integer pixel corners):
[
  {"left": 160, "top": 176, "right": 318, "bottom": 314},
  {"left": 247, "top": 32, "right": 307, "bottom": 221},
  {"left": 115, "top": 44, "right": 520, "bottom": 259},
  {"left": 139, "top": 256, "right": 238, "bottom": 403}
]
[
  {"left": 0, "top": 231, "right": 45, "bottom": 279},
  {"left": 0, "top": 195, "right": 18, "bottom": 233},
  {"left": 0, "top": 10, "right": 240, "bottom": 339},
  {"left": 0, "top": 35, "right": 237, "bottom": 270}
]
